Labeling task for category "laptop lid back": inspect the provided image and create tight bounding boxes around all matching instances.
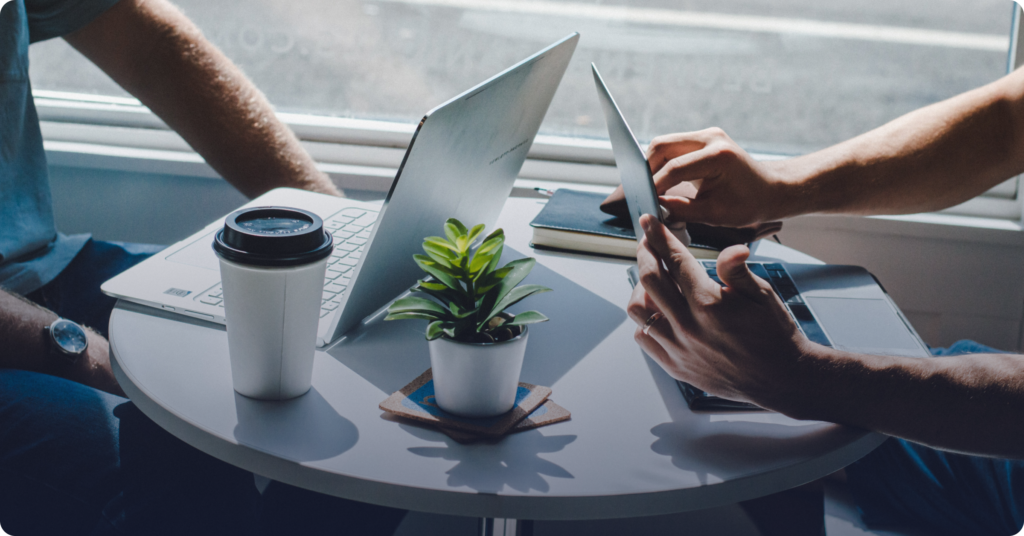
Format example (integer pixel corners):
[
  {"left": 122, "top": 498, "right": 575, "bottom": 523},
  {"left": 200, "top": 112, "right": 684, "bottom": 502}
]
[
  {"left": 591, "top": 64, "right": 660, "bottom": 242},
  {"left": 323, "top": 33, "right": 580, "bottom": 345}
]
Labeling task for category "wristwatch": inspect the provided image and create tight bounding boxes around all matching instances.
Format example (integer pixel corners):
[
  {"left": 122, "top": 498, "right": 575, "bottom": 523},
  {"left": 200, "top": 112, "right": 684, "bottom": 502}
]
[{"left": 43, "top": 318, "right": 89, "bottom": 362}]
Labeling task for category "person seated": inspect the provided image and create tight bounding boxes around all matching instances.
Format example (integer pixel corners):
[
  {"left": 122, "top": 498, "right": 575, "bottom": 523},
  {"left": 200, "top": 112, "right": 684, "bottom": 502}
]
[
  {"left": 0, "top": 0, "right": 403, "bottom": 533},
  {"left": 628, "top": 63, "right": 1024, "bottom": 535}
]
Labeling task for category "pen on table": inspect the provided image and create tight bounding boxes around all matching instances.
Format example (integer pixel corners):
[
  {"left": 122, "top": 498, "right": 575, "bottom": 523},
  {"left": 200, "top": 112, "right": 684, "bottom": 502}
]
[{"left": 534, "top": 187, "right": 555, "bottom": 197}]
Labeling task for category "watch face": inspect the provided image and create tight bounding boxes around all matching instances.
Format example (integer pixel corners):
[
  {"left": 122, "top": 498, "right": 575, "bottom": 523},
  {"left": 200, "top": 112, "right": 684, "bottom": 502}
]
[{"left": 51, "top": 319, "right": 88, "bottom": 354}]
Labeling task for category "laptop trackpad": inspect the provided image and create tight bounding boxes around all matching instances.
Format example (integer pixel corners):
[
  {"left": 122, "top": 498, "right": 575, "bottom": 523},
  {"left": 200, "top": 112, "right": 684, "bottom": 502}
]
[{"left": 804, "top": 297, "right": 925, "bottom": 356}]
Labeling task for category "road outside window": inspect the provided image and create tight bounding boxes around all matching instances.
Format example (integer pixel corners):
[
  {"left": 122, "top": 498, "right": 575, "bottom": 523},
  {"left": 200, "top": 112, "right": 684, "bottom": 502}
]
[{"left": 29, "top": 0, "right": 1010, "bottom": 155}]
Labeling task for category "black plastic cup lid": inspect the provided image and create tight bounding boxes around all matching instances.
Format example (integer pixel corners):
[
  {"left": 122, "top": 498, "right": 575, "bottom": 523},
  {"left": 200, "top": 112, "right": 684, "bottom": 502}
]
[{"left": 213, "top": 207, "right": 333, "bottom": 267}]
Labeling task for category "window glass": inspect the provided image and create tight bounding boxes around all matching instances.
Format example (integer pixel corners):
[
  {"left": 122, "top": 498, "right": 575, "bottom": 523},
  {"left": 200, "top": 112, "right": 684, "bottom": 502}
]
[{"left": 28, "top": 0, "right": 1010, "bottom": 154}]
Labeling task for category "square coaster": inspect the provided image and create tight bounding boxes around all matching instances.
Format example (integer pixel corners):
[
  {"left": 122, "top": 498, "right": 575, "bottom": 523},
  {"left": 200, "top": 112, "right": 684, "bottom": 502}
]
[
  {"left": 439, "top": 399, "right": 572, "bottom": 444},
  {"left": 380, "top": 369, "right": 551, "bottom": 438}
]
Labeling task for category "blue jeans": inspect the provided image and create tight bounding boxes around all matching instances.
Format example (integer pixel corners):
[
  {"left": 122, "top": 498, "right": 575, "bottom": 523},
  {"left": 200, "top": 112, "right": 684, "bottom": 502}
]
[
  {"left": 846, "top": 340, "right": 1024, "bottom": 536},
  {"left": 4, "top": 240, "right": 406, "bottom": 535}
]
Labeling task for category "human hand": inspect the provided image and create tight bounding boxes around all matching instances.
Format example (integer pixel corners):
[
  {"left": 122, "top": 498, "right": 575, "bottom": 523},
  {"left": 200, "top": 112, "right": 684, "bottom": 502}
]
[
  {"left": 68, "top": 329, "right": 126, "bottom": 398},
  {"left": 647, "top": 128, "right": 791, "bottom": 227},
  {"left": 627, "top": 214, "right": 812, "bottom": 407}
]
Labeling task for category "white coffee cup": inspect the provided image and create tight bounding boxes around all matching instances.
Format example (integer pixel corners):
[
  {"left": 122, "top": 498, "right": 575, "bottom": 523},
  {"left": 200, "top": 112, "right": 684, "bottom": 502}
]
[{"left": 213, "top": 207, "right": 333, "bottom": 400}]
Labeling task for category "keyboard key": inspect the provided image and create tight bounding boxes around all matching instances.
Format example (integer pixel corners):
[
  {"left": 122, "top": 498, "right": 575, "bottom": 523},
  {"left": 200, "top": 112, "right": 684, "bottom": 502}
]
[
  {"left": 337, "top": 257, "right": 359, "bottom": 267},
  {"left": 336, "top": 242, "right": 358, "bottom": 252},
  {"left": 322, "top": 290, "right": 338, "bottom": 301},
  {"left": 320, "top": 310, "right": 331, "bottom": 318},
  {"left": 323, "top": 301, "right": 340, "bottom": 311},
  {"left": 200, "top": 296, "right": 222, "bottom": 305},
  {"left": 333, "top": 231, "right": 354, "bottom": 240},
  {"left": 325, "top": 282, "right": 346, "bottom": 293},
  {"left": 350, "top": 237, "right": 367, "bottom": 246},
  {"left": 326, "top": 269, "right": 344, "bottom": 280}
]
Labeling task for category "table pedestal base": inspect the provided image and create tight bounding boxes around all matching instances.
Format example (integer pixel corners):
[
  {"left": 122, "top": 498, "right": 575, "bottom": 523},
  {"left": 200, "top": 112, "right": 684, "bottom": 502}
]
[{"left": 479, "top": 518, "right": 533, "bottom": 536}]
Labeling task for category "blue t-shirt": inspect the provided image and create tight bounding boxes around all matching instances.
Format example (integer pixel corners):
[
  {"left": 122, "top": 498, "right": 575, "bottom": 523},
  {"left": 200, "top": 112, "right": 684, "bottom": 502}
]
[{"left": 0, "top": 0, "right": 120, "bottom": 295}]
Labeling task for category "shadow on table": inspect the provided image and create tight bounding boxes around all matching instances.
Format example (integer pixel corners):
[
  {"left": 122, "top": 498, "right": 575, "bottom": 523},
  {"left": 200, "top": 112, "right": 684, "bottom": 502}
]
[
  {"left": 400, "top": 421, "right": 577, "bottom": 494},
  {"left": 233, "top": 387, "right": 358, "bottom": 462},
  {"left": 640, "top": 352, "right": 862, "bottom": 486},
  {"left": 327, "top": 246, "right": 627, "bottom": 395}
]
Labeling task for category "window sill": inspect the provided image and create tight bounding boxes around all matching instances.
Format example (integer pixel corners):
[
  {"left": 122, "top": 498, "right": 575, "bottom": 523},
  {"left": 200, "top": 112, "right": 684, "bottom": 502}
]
[{"left": 36, "top": 91, "right": 1024, "bottom": 246}]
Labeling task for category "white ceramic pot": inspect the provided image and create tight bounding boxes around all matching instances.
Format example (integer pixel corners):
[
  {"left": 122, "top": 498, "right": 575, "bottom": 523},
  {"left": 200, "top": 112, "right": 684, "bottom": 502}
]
[{"left": 428, "top": 327, "right": 529, "bottom": 418}]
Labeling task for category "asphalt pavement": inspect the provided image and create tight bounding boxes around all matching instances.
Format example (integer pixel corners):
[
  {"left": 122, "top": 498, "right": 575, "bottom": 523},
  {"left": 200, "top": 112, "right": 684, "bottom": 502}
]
[{"left": 28, "top": 0, "right": 1014, "bottom": 154}]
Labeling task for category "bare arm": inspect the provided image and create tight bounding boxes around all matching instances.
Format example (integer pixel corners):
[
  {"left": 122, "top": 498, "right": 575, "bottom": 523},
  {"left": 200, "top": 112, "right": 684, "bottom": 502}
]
[
  {"left": 629, "top": 216, "right": 1024, "bottom": 458},
  {"left": 63, "top": 0, "right": 341, "bottom": 199},
  {"left": 649, "top": 68, "right": 1024, "bottom": 226},
  {"left": 0, "top": 289, "right": 124, "bottom": 397},
  {"left": 780, "top": 347, "right": 1024, "bottom": 458}
]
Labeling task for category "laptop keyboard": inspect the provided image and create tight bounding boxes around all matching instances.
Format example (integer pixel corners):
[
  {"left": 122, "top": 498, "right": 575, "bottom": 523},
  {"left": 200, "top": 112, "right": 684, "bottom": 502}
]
[
  {"left": 701, "top": 261, "right": 832, "bottom": 348},
  {"left": 196, "top": 207, "right": 378, "bottom": 319}
]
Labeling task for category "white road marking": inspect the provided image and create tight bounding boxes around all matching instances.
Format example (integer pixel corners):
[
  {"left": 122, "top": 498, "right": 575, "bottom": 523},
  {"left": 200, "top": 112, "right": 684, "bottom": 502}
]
[{"left": 374, "top": 0, "right": 1009, "bottom": 52}]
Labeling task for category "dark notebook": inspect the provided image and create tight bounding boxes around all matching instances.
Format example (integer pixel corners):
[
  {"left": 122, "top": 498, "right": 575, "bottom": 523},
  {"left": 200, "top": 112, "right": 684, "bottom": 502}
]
[{"left": 529, "top": 189, "right": 720, "bottom": 259}]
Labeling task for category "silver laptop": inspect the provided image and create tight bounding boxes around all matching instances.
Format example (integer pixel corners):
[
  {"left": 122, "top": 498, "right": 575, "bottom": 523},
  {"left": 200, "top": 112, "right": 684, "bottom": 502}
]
[
  {"left": 102, "top": 33, "right": 580, "bottom": 347},
  {"left": 592, "top": 63, "right": 931, "bottom": 361}
]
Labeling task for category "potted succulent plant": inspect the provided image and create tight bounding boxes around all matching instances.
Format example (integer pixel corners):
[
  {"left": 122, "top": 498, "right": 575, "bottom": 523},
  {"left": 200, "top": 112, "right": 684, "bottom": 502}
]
[{"left": 385, "top": 218, "right": 550, "bottom": 417}]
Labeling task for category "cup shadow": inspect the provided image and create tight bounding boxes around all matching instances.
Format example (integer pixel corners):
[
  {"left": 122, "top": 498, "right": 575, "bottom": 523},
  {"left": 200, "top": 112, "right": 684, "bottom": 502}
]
[
  {"left": 233, "top": 387, "right": 358, "bottom": 462},
  {"left": 400, "top": 421, "right": 577, "bottom": 494},
  {"left": 327, "top": 246, "right": 627, "bottom": 394}
]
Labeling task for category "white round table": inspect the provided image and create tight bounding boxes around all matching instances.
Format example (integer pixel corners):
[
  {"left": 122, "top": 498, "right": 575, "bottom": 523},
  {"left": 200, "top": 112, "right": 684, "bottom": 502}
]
[{"left": 109, "top": 197, "right": 884, "bottom": 524}]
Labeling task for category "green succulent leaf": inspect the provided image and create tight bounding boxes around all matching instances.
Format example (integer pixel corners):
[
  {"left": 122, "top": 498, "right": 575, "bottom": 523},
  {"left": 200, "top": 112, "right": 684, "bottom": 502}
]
[
  {"left": 469, "top": 250, "right": 496, "bottom": 275},
  {"left": 422, "top": 242, "right": 456, "bottom": 264},
  {"left": 413, "top": 255, "right": 459, "bottom": 290},
  {"left": 448, "top": 302, "right": 478, "bottom": 319},
  {"left": 418, "top": 280, "right": 448, "bottom": 291},
  {"left": 481, "top": 284, "right": 552, "bottom": 328},
  {"left": 465, "top": 224, "right": 486, "bottom": 247},
  {"left": 384, "top": 312, "right": 442, "bottom": 322},
  {"left": 426, "top": 320, "right": 450, "bottom": 340},
  {"left": 474, "top": 264, "right": 512, "bottom": 293},
  {"left": 424, "top": 236, "right": 459, "bottom": 254},
  {"left": 476, "top": 231, "right": 504, "bottom": 257},
  {"left": 448, "top": 218, "right": 469, "bottom": 235},
  {"left": 480, "top": 257, "right": 535, "bottom": 307},
  {"left": 506, "top": 311, "right": 549, "bottom": 325},
  {"left": 388, "top": 296, "right": 450, "bottom": 317},
  {"left": 444, "top": 219, "right": 468, "bottom": 244}
]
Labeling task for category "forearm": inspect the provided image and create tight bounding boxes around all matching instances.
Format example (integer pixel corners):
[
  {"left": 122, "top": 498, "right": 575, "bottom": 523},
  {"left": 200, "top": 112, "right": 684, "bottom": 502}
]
[
  {"left": 769, "top": 68, "right": 1024, "bottom": 218},
  {"left": 64, "top": 0, "right": 340, "bottom": 199},
  {"left": 0, "top": 289, "right": 123, "bottom": 396},
  {"left": 772, "top": 345, "right": 1024, "bottom": 458}
]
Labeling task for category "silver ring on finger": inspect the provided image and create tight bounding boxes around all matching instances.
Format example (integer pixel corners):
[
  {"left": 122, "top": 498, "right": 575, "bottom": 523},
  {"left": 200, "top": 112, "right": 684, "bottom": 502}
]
[{"left": 642, "top": 312, "right": 665, "bottom": 335}]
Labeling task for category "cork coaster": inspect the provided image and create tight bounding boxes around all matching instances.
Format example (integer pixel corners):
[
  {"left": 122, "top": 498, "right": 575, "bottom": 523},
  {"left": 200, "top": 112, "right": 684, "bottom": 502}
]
[
  {"left": 379, "top": 369, "right": 551, "bottom": 438},
  {"left": 439, "top": 399, "right": 572, "bottom": 444}
]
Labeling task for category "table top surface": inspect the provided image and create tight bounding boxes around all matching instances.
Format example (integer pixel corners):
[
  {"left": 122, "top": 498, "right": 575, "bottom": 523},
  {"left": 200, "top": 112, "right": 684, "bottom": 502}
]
[{"left": 109, "top": 197, "right": 884, "bottom": 521}]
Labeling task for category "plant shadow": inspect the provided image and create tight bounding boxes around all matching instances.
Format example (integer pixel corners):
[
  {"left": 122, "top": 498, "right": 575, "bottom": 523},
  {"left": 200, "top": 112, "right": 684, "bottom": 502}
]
[
  {"left": 398, "top": 417, "right": 577, "bottom": 494},
  {"left": 327, "top": 246, "right": 627, "bottom": 395}
]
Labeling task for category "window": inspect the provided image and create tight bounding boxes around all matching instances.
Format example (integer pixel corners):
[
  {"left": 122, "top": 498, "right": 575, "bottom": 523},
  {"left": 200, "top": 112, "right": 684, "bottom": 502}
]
[{"left": 28, "top": 0, "right": 1020, "bottom": 218}]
